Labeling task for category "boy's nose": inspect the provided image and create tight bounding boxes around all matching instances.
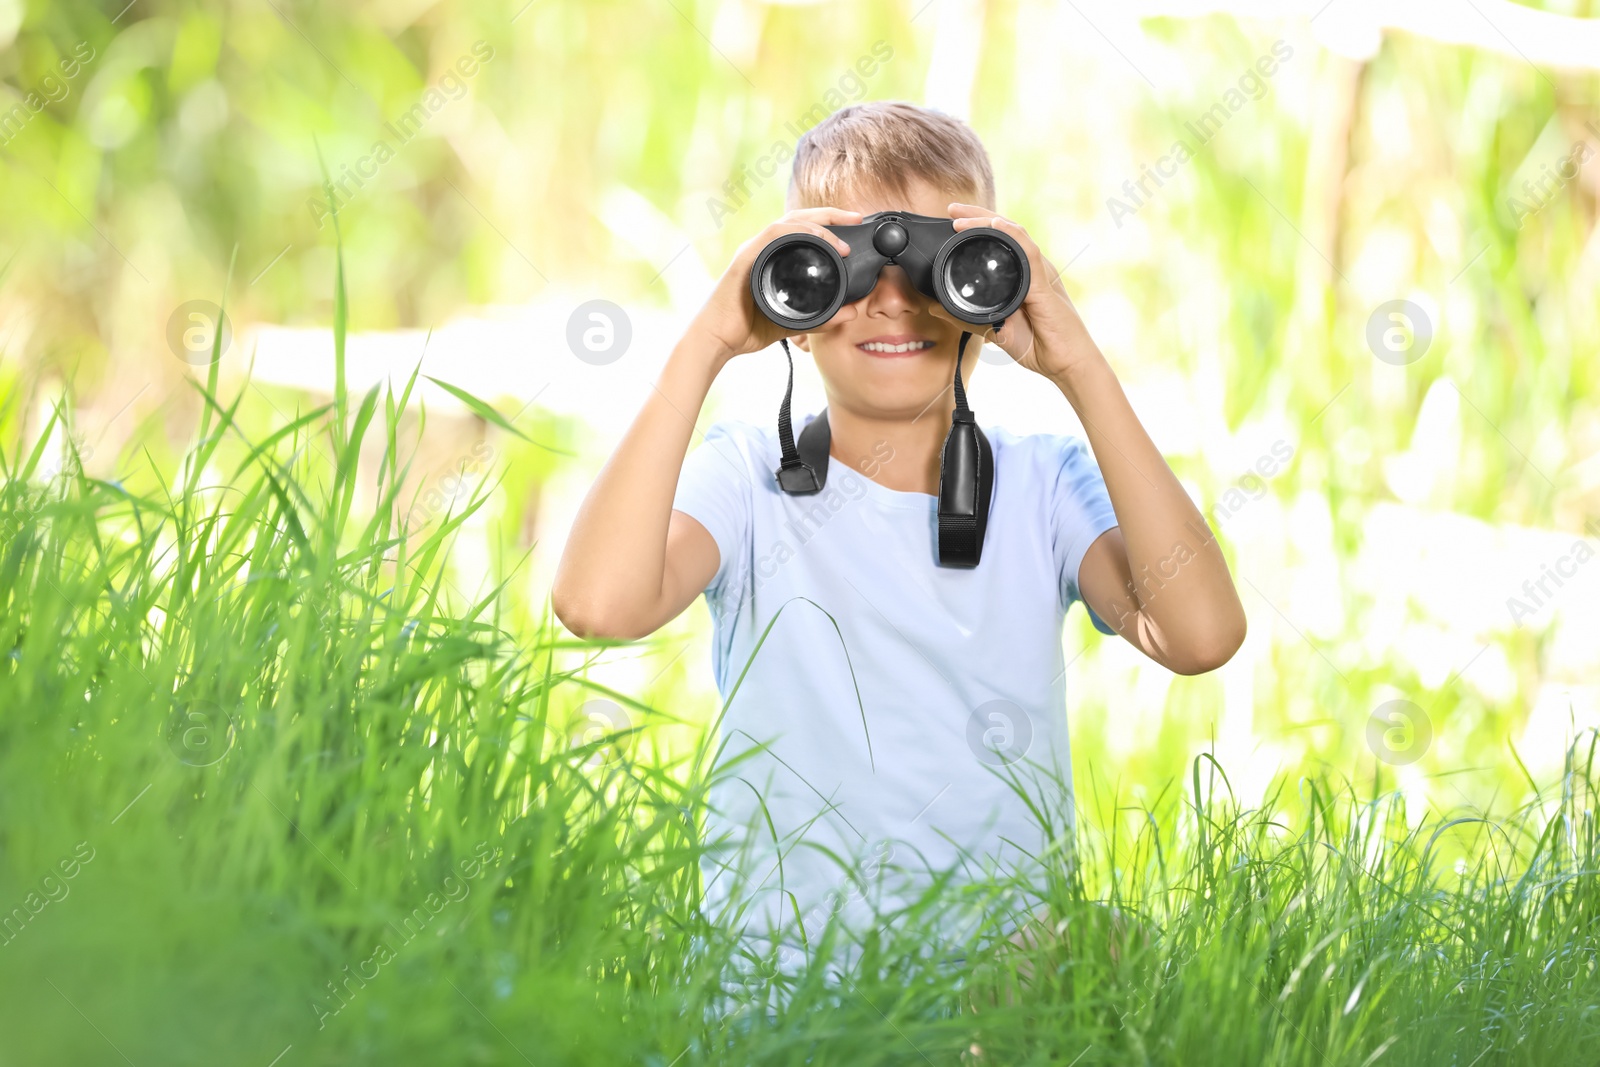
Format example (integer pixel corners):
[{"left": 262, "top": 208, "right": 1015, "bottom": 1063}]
[{"left": 863, "top": 264, "right": 921, "bottom": 315}]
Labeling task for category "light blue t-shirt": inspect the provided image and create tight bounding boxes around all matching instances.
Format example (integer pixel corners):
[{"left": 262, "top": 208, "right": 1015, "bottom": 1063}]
[{"left": 671, "top": 414, "right": 1120, "bottom": 968}]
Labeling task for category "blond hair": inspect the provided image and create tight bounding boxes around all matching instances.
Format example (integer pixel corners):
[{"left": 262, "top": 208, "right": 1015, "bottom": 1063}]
[{"left": 787, "top": 101, "right": 996, "bottom": 211}]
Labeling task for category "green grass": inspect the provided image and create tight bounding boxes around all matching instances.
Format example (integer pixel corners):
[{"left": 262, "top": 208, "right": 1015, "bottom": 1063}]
[{"left": 2, "top": 269, "right": 1597, "bottom": 1065}]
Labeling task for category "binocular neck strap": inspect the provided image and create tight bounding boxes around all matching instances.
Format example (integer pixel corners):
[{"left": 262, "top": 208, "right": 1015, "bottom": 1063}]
[
  {"left": 775, "top": 338, "right": 803, "bottom": 472},
  {"left": 773, "top": 338, "right": 825, "bottom": 493},
  {"left": 772, "top": 332, "right": 990, "bottom": 550},
  {"left": 935, "top": 330, "right": 992, "bottom": 567},
  {"left": 952, "top": 331, "right": 973, "bottom": 420}
]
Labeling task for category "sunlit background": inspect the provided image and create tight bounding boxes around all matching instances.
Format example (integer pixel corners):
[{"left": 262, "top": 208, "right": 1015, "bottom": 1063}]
[{"left": 3, "top": 0, "right": 1598, "bottom": 818}]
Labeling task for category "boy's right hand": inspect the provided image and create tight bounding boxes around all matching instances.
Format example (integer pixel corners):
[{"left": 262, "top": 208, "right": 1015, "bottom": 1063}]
[{"left": 686, "top": 207, "right": 862, "bottom": 365}]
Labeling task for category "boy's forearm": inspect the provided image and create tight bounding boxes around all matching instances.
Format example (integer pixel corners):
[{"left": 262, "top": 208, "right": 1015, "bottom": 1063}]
[
  {"left": 1052, "top": 353, "right": 1246, "bottom": 664},
  {"left": 552, "top": 332, "right": 726, "bottom": 632}
]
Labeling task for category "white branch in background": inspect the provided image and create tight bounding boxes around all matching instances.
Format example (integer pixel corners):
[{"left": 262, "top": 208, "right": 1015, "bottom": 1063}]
[
  {"left": 923, "top": 0, "right": 987, "bottom": 120},
  {"left": 1120, "top": 0, "right": 1600, "bottom": 69}
]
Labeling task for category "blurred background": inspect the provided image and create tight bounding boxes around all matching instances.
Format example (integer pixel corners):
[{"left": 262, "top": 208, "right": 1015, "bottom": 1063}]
[{"left": 2, "top": 0, "right": 1598, "bottom": 817}]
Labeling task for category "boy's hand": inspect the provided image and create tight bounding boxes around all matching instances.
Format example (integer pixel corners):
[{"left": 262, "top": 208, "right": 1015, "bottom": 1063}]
[
  {"left": 686, "top": 207, "right": 863, "bottom": 365},
  {"left": 934, "top": 202, "right": 1103, "bottom": 383}
]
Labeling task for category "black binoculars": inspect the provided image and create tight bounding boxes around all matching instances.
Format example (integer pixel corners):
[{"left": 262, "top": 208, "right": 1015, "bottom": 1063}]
[
  {"left": 749, "top": 211, "right": 1030, "bottom": 331},
  {"left": 748, "top": 211, "right": 1032, "bottom": 569}
]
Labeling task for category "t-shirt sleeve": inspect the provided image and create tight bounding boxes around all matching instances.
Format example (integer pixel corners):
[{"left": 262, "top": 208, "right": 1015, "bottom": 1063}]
[
  {"left": 671, "top": 422, "right": 755, "bottom": 607},
  {"left": 1049, "top": 434, "right": 1121, "bottom": 635}
]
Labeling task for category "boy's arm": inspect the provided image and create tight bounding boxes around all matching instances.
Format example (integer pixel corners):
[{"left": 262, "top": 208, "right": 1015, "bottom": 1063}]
[
  {"left": 551, "top": 338, "right": 725, "bottom": 640},
  {"left": 941, "top": 202, "right": 1247, "bottom": 676},
  {"left": 552, "top": 208, "right": 861, "bottom": 641},
  {"left": 1062, "top": 360, "right": 1248, "bottom": 676}
]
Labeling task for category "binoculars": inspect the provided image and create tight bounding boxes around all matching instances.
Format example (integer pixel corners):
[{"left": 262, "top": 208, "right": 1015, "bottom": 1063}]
[
  {"left": 749, "top": 211, "right": 1032, "bottom": 568},
  {"left": 749, "top": 211, "right": 1030, "bottom": 331}
]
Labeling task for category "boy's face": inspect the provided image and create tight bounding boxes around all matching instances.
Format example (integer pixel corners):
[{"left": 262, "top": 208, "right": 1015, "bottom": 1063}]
[{"left": 790, "top": 179, "right": 981, "bottom": 422}]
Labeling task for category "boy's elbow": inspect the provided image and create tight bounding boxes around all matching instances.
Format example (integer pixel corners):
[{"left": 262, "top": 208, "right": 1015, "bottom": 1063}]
[
  {"left": 555, "top": 608, "right": 647, "bottom": 642},
  {"left": 552, "top": 598, "right": 600, "bottom": 639},
  {"left": 551, "top": 584, "right": 654, "bottom": 642},
  {"left": 1171, "top": 613, "right": 1247, "bottom": 676},
  {"left": 552, "top": 595, "right": 642, "bottom": 642}
]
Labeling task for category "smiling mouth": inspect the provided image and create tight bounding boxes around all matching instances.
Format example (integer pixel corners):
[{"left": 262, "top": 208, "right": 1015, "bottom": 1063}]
[{"left": 857, "top": 340, "right": 936, "bottom": 355}]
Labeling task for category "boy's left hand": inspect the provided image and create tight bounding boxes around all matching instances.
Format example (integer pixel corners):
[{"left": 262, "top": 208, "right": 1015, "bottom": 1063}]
[{"left": 932, "top": 202, "right": 1102, "bottom": 383}]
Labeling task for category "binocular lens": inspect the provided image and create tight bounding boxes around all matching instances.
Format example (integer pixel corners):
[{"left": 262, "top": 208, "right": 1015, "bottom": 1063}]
[
  {"left": 942, "top": 236, "right": 1023, "bottom": 318},
  {"left": 759, "top": 243, "right": 841, "bottom": 322}
]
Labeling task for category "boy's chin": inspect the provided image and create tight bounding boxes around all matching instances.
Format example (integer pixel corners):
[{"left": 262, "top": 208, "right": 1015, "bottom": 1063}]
[{"left": 835, "top": 381, "right": 953, "bottom": 421}]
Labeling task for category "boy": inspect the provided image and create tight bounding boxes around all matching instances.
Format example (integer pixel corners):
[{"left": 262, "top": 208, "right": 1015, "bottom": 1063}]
[{"left": 553, "top": 102, "right": 1246, "bottom": 973}]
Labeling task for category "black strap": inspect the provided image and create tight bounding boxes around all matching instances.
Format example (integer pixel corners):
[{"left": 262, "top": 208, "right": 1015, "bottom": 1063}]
[
  {"left": 952, "top": 330, "right": 972, "bottom": 418},
  {"left": 936, "top": 332, "right": 993, "bottom": 567},
  {"left": 774, "top": 338, "right": 825, "bottom": 493},
  {"left": 796, "top": 405, "right": 831, "bottom": 485},
  {"left": 771, "top": 332, "right": 993, "bottom": 567},
  {"left": 774, "top": 338, "right": 800, "bottom": 469}
]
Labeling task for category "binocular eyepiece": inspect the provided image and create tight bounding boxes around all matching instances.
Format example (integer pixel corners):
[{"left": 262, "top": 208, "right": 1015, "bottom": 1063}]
[{"left": 749, "top": 211, "right": 1030, "bottom": 332}]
